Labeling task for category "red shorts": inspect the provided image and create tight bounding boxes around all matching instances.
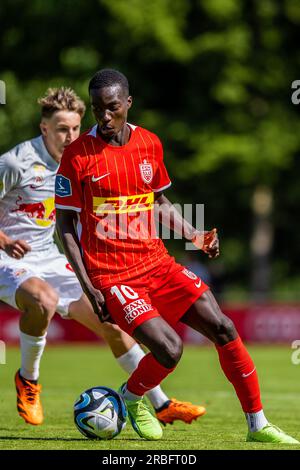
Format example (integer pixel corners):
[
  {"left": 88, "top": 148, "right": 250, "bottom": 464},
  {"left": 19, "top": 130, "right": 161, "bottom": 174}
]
[{"left": 101, "top": 256, "right": 209, "bottom": 336}]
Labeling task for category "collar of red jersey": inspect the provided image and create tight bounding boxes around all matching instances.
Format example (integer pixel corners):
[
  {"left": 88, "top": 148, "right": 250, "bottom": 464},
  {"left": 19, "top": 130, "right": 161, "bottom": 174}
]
[{"left": 87, "top": 123, "right": 137, "bottom": 138}]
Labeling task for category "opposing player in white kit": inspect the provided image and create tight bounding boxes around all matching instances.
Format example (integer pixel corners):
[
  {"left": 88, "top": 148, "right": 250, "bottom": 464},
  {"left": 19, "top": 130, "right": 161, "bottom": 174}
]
[{"left": 0, "top": 87, "right": 205, "bottom": 426}]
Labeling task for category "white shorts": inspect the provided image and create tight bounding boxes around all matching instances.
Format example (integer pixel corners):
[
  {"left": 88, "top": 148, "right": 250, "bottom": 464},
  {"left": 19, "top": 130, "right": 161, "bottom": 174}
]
[{"left": 0, "top": 244, "right": 83, "bottom": 318}]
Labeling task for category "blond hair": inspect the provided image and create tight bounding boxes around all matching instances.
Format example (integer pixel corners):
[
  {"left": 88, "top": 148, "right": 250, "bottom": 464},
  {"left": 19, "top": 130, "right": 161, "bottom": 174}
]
[{"left": 38, "top": 87, "right": 86, "bottom": 118}]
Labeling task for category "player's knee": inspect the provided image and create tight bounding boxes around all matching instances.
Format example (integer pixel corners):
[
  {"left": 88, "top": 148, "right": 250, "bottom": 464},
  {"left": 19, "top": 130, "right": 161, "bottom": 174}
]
[
  {"left": 159, "top": 334, "right": 183, "bottom": 369},
  {"left": 101, "top": 322, "right": 122, "bottom": 339},
  {"left": 214, "top": 315, "right": 237, "bottom": 344},
  {"left": 33, "top": 288, "right": 58, "bottom": 323}
]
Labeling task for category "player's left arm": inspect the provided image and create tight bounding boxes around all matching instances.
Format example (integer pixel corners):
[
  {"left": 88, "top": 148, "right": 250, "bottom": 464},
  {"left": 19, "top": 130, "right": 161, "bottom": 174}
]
[{"left": 154, "top": 191, "right": 219, "bottom": 259}]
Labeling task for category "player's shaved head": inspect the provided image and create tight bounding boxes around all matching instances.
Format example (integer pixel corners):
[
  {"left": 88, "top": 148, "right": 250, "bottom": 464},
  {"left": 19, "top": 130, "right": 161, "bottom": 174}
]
[{"left": 88, "top": 69, "right": 129, "bottom": 97}]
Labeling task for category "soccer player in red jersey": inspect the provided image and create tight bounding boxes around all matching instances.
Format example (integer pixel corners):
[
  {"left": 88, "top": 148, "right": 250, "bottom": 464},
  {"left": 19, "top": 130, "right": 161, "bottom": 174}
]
[
  {"left": 55, "top": 69, "right": 298, "bottom": 443},
  {"left": 0, "top": 87, "right": 204, "bottom": 427}
]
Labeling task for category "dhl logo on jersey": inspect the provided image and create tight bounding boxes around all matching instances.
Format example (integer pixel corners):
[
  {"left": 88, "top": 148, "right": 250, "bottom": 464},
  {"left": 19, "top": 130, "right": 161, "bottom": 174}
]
[{"left": 93, "top": 193, "right": 154, "bottom": 215}]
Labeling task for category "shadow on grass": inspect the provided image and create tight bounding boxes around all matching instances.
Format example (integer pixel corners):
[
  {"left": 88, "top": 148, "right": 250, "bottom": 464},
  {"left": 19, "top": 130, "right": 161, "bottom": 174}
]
[
  {"left": 0, "top": 436, "right": 143, "bottom": 442},
  {"left": 0, "top": 435, "right": 185, "bottom": 443},
  {"left": 0, "top": 436, "right": 86, "bottom": 442}
]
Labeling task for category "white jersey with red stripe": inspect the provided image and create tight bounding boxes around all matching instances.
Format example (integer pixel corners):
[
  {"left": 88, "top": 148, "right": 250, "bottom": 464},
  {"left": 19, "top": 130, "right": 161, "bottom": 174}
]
[
  {"left": 0, "top": 136, "right": 58, "bottom": 256},
  {"left": 0, "top": 136, "right": 83, "bottom": 316}
]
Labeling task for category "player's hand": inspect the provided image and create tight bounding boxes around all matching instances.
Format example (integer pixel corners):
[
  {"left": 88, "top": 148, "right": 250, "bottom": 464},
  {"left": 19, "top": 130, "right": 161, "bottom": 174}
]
[
  {"left": 192, "top": 228, "right": 219, "bottom": 259},
  {"left": 84, "top": 285, "right": 111, "bottom": 323},
  {"left": 4, "top": 239, "right": 31, "bottom": 259}
]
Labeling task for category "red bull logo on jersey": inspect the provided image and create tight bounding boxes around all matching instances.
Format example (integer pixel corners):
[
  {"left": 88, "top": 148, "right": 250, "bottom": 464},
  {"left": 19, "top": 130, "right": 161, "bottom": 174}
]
[
  {"left": 12, "top": 196, "right": 56, "bottom": 227},
  {"left": 93, "top": 193, "right": 154, "bottom": 215},
  {"left": 139, "top": 160, "right": 153, "bottom": 184}
]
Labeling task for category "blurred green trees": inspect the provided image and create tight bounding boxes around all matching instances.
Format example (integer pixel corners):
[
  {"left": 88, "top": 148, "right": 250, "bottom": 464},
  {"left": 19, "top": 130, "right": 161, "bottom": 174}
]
[{"left": 1, "top": 0, "right": 300, "bottom": 300}]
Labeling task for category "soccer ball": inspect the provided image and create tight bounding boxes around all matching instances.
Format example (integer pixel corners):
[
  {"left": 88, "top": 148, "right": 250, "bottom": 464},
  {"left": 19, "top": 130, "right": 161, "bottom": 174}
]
[{"left": 74, "top": 386, "right": 127, "bottom": 440}]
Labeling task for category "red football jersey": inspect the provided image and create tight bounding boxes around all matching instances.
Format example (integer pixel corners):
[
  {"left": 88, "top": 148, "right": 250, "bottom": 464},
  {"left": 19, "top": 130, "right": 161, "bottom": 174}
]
[{"left": 55, "top": 123, "right": 172, "bottom": 287}]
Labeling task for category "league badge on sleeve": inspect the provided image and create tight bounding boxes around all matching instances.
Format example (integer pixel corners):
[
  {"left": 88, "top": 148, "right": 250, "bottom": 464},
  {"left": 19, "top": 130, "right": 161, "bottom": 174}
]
[
  {"left": 139, "top": 160, "right": 153, "bottom": 184},
  {"left": 55, "top": 174, "right": 72, "bottom": 197}
]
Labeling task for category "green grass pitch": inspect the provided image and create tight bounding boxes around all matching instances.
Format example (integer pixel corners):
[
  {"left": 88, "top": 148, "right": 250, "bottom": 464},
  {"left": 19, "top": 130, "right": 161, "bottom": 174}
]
[{"left": 0, "top": 344, "right": 299, "bottom": 450}]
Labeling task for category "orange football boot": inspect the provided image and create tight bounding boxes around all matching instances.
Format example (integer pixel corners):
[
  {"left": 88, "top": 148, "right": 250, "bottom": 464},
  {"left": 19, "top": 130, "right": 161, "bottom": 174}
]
[
  {"left": 15, "top": 370, "right": 43, "bottom": 425},
  {"left": 156, "top": 399, "right": 206, "bottom": 425}
]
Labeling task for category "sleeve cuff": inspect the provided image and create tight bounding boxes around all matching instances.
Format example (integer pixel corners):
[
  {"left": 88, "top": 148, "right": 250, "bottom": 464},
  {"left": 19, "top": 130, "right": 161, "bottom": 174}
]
[{"left": 152, "top": 182, "right": 172, "bottom": 193}]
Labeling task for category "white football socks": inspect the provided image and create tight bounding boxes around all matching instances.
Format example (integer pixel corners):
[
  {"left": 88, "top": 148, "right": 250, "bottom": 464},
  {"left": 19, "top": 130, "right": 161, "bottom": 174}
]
[
  {"left": 245, "top": 410, "right": 268, "bottom": 432},
  {"left": 121, "top": 383, "right": 142, "bottom": 401},
  {"left": 19, "top": 331, "right": 47, "bottom": 381},
  {"left": 117, "top": 343, "right": 169, "bottom": 408}
]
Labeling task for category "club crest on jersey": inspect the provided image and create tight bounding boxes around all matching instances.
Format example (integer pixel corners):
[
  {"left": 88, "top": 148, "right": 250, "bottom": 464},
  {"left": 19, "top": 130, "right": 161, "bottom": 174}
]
[{"left": 139, "top": 160, "right": 153, "bottom": 184}]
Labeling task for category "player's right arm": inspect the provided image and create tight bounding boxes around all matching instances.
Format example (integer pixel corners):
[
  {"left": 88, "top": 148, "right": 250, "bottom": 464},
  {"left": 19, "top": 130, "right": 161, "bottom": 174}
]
[
  {"left": 54, "top": 147, "right": 108, "bottom": 322},
  {"left": 55, "top": 208, "right": 108, "bottom": 321},
  {"left": 0, "top": 230, "right": 31, "bottom": 259}
]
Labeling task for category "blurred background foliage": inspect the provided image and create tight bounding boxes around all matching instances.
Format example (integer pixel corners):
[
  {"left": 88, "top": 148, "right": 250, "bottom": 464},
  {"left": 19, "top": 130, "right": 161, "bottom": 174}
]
[{"left": 1, "top": 0, "right": 300, "bottom": 301}]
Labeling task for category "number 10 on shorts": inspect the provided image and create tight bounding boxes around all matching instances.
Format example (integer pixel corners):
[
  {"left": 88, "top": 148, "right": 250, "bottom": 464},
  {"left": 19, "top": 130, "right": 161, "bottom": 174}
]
[
  {"left": 110, "top": 285, "right": 154, "bottom": 325},
  {"left": 110, "top": 285, "right": 139, "bottom": 305}
]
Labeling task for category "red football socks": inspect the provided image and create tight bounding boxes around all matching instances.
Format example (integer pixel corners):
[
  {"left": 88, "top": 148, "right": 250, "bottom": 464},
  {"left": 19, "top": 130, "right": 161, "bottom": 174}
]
[
  {"left": 126, "top": 353, "right": 176, "bottom": 397},
  {"left": 216, "top": 336, "right": 262, "bottom": 413}
]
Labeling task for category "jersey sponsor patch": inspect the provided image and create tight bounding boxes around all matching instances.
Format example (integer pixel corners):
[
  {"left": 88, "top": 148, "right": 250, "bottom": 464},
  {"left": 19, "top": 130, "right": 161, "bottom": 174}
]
[
  {"left": 12, "top": 196, "right": 55, "bottom": 226},
  {"left": 124, "top": 298, "right": 154, "bottom": 324},
  {"left": 93, "top": 193, "right": 154, "bottom": 214},
  {"left": 55, "top": 174, "right": 72, "bottom": 197}
]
